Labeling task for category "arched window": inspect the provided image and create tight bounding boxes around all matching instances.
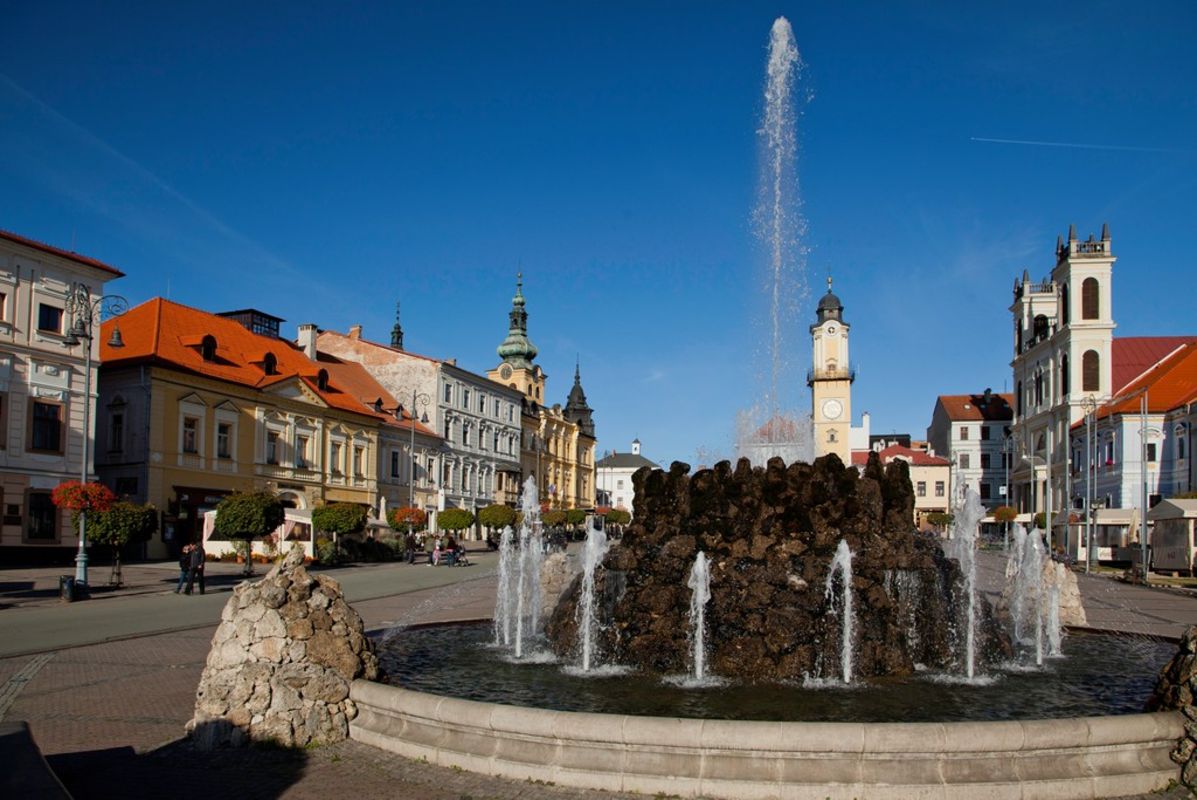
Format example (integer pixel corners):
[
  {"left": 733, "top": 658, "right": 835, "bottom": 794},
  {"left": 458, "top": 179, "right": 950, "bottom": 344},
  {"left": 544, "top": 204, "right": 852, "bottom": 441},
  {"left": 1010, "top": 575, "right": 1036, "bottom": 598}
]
[
  {"left": 263, "top": 353, "right": 278, "bottom": 376},
  {"left": 1082, "top": 350, "right": 1100, "bottom": 392},
  {"left": 1033, "top": 314, "right": 1049, "bottom": 342},
  {"left": 1082, "top": 277, "right": 1099, "bottom": 320},
  {"left": 201, "top": 335, "right": 217, "bottom": 362},
  {"left": 1060, "top": 283, "right": 1070, "bottom": 325},
  {"left": 1034, "top": 371, "right": 1044, "bottom": 405},
  {"left": 1016, "top": 381, "right": 1023, "bottom": 416},
  {"left": 1060, "top": 353, "right": 1069, "bottom": 396},
  {"left": 316, "top": 369, "right": 329, "bottom": 391}
]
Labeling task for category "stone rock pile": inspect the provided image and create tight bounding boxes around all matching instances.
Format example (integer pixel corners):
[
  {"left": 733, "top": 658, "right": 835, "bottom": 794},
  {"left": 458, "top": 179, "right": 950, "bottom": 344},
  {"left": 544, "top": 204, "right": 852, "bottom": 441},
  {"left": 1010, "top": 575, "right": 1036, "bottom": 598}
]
[
  {"left": 540, "top": 551, "right": 579, "bottom": 618},
  {"left": 187, "top": 545, "right": 379, "bottom": 749},
  {"left": 546, "top": 453, "right": 1010, "bottom": 682},
  {"left": 1147, "top": 625, "right": 1197, "bottom": 791}
]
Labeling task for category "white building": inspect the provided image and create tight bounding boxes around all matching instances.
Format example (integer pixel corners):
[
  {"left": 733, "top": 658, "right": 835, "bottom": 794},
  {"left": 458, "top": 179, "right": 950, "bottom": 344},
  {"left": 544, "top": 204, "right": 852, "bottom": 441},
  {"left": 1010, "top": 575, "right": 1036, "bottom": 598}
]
[
  {"left": 926, "top": 390, "right": 1013, "bottom": 509},
  {"left": 0, "top": 230, "right": 124, "bottom": 562},
  {"left": 596, "top": 439, "right": 659, "bottom": 515}
]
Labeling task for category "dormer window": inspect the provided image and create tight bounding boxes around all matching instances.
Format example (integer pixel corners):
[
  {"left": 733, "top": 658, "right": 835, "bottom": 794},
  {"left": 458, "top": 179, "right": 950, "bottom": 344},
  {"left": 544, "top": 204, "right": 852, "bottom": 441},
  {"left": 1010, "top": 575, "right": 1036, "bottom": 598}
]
[
  {"left": 263, "top": 353, "right": 278, "bottom": 376},
  {"left": 201, "top": 335, "right": 217, "bottom": 362},
  {"left": 317, "top": 369, "right": 329, "bottom": 391},
  {"left": 373, "top": 399, "right": 383, "bottom": 414}
]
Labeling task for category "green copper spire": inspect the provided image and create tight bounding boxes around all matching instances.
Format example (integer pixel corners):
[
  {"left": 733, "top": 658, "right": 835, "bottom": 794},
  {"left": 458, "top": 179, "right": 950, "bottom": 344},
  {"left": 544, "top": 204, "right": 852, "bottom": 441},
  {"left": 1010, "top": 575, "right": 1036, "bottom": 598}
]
[{"left": 496, "top": 272, "right": 538, "bottom": 369}]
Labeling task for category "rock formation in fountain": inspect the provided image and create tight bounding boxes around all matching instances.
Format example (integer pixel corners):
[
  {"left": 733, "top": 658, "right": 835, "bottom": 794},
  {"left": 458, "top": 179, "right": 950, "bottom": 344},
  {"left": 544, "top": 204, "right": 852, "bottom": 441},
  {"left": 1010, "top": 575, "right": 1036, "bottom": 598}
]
[
  {"left": 1146, "top": 625, "right": 1197, "bottom": 791},
  {"left": 187, "top": 546, "right": 379, "bottom": 748},
  {"left": 998, "top": 526, "right": 1086, "bottom": 655},
  {"left": 546, "top": 454, "right": 1011, "bottom": 682}
]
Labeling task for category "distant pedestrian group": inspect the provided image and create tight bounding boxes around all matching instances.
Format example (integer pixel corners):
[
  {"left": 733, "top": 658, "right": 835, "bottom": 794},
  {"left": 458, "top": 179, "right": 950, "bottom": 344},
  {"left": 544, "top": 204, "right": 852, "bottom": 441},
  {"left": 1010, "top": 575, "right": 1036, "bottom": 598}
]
[{"left": 175, "top": 542, "right": 206, "bottom": 595}]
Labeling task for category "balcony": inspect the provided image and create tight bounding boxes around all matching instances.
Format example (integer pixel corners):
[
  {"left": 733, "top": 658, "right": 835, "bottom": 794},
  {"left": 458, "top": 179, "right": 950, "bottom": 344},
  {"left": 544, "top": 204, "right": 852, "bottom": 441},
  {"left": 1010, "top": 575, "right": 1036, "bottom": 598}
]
[{"left": 806, "top": 366, "right": 856, "bottom": 385}]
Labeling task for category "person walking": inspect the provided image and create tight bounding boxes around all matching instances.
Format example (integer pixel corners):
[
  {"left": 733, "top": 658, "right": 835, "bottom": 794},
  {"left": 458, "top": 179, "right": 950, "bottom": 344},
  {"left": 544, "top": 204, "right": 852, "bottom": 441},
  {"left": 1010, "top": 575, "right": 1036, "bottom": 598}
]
[
  {"left": 184, "top": 541, "right": 206, "bottom": 595},
  {"left": 404, "top": 532, "right": 417, "bottom": 564},
  {"left": 174, "top": 544, "right": 192, "bottom": 593}
]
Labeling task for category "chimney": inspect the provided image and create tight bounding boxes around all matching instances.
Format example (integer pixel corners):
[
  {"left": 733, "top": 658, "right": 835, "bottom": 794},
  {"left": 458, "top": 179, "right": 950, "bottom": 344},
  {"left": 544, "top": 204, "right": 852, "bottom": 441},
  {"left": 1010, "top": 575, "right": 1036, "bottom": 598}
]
[
  {"left": 296, "top": 323, "right": 318, "bottom": 359},
  {"left": 349, "top": 324, "right": 362, "bottom": 340}
]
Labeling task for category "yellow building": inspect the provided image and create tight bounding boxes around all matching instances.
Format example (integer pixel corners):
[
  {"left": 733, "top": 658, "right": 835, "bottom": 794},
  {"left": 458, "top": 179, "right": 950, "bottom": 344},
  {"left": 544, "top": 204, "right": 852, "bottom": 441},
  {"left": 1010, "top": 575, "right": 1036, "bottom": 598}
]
[
  {"left": 486, "top": 276, "right": 597, "bottom": 509},
  {"left": 97, "top": 300, "right": 402, "bottom": 557}
]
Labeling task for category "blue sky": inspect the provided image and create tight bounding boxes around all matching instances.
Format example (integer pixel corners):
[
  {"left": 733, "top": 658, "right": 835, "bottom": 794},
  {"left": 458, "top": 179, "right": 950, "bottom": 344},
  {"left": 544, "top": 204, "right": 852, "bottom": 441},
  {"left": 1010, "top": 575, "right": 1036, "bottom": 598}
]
[{"left": 2, "top": 2, "right": 1195, "bottom": 466}]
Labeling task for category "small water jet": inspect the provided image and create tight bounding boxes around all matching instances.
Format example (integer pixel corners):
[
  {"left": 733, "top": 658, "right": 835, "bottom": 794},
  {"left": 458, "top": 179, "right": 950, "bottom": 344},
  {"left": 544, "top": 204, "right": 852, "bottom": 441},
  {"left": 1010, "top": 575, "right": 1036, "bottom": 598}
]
[
  {"left": 493, "top": 524, "right": 515, "bottom": 647},
  {"left": 687, "top": 551, "right": 712, "bottom": 681},
  {"left": 946, "top": 488, "right": 987, "bottom": 679},
  {"left": 502, "top": 478, "right": 545, "bottom": 660},
  {"left": 578, "top": 520, "right": 609, "bottom": 672},
  {"left": 824, "top": 539, "right": 855, "bottom": 684}
]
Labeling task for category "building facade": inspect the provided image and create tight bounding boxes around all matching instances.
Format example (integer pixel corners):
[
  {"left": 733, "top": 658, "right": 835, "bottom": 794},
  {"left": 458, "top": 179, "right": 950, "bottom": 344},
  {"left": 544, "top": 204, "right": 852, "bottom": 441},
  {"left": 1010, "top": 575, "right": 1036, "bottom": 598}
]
[
  {"left": 596, "top": 438, "right": 659, "bottom": 515},
  {"left": 316, "top": 323, "right": 523, "bottom": 521},
  {"left": 97, "top": 300, "right": 400, "bottom": 557},
  {"left": 926, "top": 390, "right": 1014, "bottom": 509},
  {"left": 486, "top": 276, "right": 597, "bottom": 509},
  {"left": 0, "top": 230, "right": 124, "bottom": 561}
]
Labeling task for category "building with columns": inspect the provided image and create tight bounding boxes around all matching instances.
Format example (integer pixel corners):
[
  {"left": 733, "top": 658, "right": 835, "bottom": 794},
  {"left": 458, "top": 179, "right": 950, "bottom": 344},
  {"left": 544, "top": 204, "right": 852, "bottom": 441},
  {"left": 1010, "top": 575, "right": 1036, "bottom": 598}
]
[
  {"left": 487, "top": 276, "right": 597, "bottom": 509},
  {"left": 0, "top": 230, "right": 125, "bottom": 562},
  {"left": 316, "top": 321, "right": 524, "bottom": 523}
]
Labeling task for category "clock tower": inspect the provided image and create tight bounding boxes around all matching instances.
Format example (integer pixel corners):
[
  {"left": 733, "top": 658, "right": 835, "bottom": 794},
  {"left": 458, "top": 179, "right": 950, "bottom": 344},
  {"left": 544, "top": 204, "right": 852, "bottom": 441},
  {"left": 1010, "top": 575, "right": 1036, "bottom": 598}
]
[
  {"left": 809, "top": 278, "right": 853, "bottom": 463},
  {"left": 487, "top": 273, "right": 546, "bottom": 403}
]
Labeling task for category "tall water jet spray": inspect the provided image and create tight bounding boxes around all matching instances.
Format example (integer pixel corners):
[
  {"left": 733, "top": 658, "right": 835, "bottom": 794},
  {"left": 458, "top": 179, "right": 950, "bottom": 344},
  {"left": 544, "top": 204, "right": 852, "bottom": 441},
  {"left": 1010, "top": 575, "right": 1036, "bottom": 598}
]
[
  {"left": 759, "top": 16, "right": 804, "bottom": 419},
  {"left": 494, "top": 524, "right": 515, "bottom": 647},
  {"left": 947, "top": 488, "right": 986, "bottom": 679},
  {"left": 825, "top": 539, "right": 855, "bottom": 684},
  {"left": 578, "top": 520, "right": 609, "bottom": 672},
  {"left": 511, "top": 477, "right": 545, "bottom": 659},
  {"left": 687, "top": 552, "right": 712, "bottom": 681}
]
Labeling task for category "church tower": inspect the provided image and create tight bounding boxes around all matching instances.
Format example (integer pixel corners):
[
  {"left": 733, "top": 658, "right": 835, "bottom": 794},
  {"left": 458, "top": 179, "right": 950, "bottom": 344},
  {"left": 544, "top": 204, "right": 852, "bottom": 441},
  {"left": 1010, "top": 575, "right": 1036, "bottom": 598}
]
[
  {"left": 809, "top": 278, "right": 853, "bottom": 463},
  {"left": 487, "top": 273, "right": 546, "bottom": 403}
]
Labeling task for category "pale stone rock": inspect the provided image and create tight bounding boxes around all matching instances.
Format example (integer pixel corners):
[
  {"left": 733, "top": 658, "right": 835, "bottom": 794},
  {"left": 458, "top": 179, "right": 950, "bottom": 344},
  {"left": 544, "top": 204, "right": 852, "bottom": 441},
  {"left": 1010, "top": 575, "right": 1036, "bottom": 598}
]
[
  {"left": 254, "top": 609, "right": 286, "bottom": 639},
  {"left": 250, "top": 637, "right": 286, "bottom": 663},
  {"left": 287, "top": 618, "right": 314, "bottom": 641}
]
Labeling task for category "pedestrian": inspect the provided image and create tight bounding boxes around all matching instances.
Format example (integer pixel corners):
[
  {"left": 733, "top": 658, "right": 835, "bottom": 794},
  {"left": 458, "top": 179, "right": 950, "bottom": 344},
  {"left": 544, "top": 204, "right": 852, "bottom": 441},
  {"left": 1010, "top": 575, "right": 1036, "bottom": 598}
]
[
  {"left": 425, "top": 534, "right": 434, "bottom": 566},
  {"left": 404, "top": 532, "right": 417, "bottom": 565},
  {"left": 184, "top": 541, "right": 206, "bottom": 595},
  {"left": 174, "top": 544, "right": 192, "bottom": 593}
]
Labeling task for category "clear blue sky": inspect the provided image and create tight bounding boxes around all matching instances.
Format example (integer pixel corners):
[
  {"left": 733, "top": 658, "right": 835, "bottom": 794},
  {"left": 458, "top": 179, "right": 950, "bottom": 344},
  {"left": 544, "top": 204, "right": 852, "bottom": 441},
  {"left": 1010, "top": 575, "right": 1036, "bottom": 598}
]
[{"left": 2, "top": 2, "right": 1195, "bottom": 466}]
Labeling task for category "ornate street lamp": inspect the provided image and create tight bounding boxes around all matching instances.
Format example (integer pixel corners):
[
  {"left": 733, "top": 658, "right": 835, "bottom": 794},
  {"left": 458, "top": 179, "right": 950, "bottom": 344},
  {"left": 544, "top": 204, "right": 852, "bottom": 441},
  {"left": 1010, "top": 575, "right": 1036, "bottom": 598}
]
[
  {"left": 398, "top": 392, "right": 430, "bottom": 516},
  {"left": 61, "top": 286, "right": 127, "bottom": 588}
]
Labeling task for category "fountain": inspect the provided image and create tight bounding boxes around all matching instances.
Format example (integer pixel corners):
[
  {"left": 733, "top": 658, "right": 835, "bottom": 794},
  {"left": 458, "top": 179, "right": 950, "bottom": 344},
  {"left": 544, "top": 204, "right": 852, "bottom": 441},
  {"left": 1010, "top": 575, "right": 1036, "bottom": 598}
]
[
  {"left": 946, "top": 487, "right": 987, "bottom": 678},
  {"left": 493, "top": 524, "right": 515, "bottom": 647},
  {"left": 577, "top": 519, "right": 609, "bottom": 672},
  {"left": 497, "top": 478, "right": 545, "bottom": 659},
  {"left": 686, "top": 551, "right": 711, "bottom": 681},
  {"left": 823, "top": 539, "right": 855, "bottom": 683}
]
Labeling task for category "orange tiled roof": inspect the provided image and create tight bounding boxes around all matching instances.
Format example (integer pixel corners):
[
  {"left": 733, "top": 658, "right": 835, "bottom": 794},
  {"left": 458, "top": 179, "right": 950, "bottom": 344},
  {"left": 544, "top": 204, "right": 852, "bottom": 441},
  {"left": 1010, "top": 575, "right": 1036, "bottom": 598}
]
[
  {"left": 0, "top": 228, "right": 125, "bottom": 277},
  {"left": 1111, "top": 336, "right": 1197, "bottom": 394},
  {"left": 851, "top": 444, "right": 950, "bottom": 467},
  {"left": 1092, "top": 341, "right": 1197, "bottom": 422},
  {"left": 936, "top": 392, "right": 1013, "bottom": 422},
  {"left": 100, "top": 298, "right": 438, "bottom": 436}
]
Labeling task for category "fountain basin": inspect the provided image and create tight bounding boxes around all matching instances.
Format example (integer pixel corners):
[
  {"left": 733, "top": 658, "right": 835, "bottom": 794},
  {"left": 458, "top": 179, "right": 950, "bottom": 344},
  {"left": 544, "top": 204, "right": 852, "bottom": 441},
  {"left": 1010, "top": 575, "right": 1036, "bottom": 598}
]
[{"left": 349, "top": 678, "right": 1183, "bottom": 799}]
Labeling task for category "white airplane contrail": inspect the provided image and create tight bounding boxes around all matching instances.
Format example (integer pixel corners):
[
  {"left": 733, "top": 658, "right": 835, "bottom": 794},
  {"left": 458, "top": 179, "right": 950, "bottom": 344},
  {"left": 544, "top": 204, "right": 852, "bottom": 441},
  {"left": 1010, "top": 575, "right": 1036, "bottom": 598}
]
[{"left": 971, "top": 136, "right": 1193, "bottom": 155}]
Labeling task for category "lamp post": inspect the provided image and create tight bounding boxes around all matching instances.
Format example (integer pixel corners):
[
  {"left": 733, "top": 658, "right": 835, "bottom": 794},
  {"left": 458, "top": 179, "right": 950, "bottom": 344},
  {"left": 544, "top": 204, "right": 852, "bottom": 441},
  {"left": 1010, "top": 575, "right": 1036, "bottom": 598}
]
[
  {"left": 400, "top": 391, "right": 430, "bottom": 517},
  {"left": 61, "top": 286, "right": 127, "bottom": 588},
  {"left": 1003, "top": 434, "right": 1013, "bottom": 551},
  {"left": 1082, "top": 396, "right": 1097, "bottom": 573}
]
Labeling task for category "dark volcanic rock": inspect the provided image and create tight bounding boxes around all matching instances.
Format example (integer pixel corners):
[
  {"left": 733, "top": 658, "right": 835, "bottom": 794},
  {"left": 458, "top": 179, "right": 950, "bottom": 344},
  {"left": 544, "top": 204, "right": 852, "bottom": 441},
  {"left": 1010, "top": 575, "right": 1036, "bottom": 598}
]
[{"left": 546, "top": 453, "right": 1011, "bottom": 682}]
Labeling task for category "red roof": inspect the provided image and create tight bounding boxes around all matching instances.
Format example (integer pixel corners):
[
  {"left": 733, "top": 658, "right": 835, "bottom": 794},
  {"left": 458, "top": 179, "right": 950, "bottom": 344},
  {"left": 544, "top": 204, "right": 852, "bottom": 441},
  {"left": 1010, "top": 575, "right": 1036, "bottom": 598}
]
[
  {"left": 1111, "top": 337, "right": 1197, "bottom": 394},
  {"left": 752, "top": 415, "right": 806, "bottom": 441},
  {"left": 0, "top": 229, "right": 125, "bottom": 277},
  {"left": 852, "top": 444, "right": 950, "bottom": 467},
  {"left": 1093, "top": 341, "right": 1197, "bottom": 422},
  {"left": 935, "top": 392, "right": 1013, "bottom": 422},
  {"left": 100, "top": 298, "right": 437, "bottom": 436}
]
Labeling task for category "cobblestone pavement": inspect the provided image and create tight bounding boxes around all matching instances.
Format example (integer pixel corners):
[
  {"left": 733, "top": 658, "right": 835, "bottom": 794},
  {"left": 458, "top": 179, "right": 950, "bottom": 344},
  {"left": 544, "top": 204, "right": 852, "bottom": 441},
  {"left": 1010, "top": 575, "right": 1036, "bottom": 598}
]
[{"left": 2, "top": 554, "right": 1194, "bottom": 799}]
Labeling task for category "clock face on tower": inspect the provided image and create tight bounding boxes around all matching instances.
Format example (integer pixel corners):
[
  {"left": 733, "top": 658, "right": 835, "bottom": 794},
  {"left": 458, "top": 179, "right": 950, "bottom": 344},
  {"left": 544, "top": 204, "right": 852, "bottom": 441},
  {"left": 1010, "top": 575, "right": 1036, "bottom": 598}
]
[
  {"left": 821, "top": 399, "right": 843, "bottom": 421},
  {"left": 500, "top": 365, "right": 512, "bottom": 379},
  {"left": 826, "top": 325, "right": 837, "bottom": 336}
]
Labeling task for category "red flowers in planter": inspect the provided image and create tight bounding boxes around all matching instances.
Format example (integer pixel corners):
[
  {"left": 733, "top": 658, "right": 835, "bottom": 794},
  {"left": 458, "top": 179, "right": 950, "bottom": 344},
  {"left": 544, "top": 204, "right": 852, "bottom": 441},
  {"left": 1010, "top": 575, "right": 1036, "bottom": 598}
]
[{"left": 51, "top": 480, "right": 116, "bottom": 514}]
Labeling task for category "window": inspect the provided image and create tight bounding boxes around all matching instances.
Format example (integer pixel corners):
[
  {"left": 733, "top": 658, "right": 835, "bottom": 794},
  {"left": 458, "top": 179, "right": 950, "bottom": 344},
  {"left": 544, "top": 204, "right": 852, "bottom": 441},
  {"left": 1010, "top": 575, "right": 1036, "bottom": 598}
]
[
  {"left": 1181, "top": 438, "right": 1187, "bottom": 460},
  {"left": 916, "top": 481, "right": 926, "bottom": 497},
  {"left": 0, "top": 393, "right": 6, "bottom": 449},
  {"left": 427, "top": 457, "right": 435, "bottom": 485},
  {"left": 1060, "top": 353, "right": 1070, "bottom": 396},
  {"left": 959, "top": 426, "right": 969, "bottom": 441},
  {"left": 28, "top": 400, "right": 63, "bottom": 453},
  {"left": 1082, "top": 277, "right": 1099, "bottom": 320},
  {"left": 617, "top": 479, "right": 624, "bottom": 489},
  {"left": 462, "top": 388, "right": 470, "bottom": 408},
  {"left": 1147, "top": 443, "right": 1157, "bottom": 463},
  {"left": 479, "top": 394, "right": 486, "bottom": 412},
  {"left": 201, "top": 335, "right": 217, "bottom": 362},
  {"left": 507, "top": 404, "right": 514, "bottom": 422},
  {"left": 182, "top": 417, "right": 199, "bottom": 454},
  {"left": 37, "top": 304, "right": 63, "bottom": 334},
  {"left": 317, "top": 369, "right": 329, "bottom": 391},
  {"left": 980, "top": 453, "right": 990, "bottom": 469},
  {"left": 462, "top": 422, "right": 470, "bottom": 446},
  {"left": 1082, "top": 350, "right": 1100, "bottom": 392},
  {"left": 980, "top": 426, "right": 990, "bottom": 441},
  {"left": 26, "top": 491, "right": 58, "bottom": 541},
  {"left": 493, "top": 431, "right": 499, "bottom": 451},
  {"left": 935, "top": 481, "right": 945, "bottom": 497},
  {"left": 330, "top": 442, "right": 342, "bottom": 474},
  {"left": 443, "top": 383, "right": 452, "bottom": 402},
  {"left": 980, "top": 483, "right": 992, "bottom": 500},
  {"left": 266, "top": 431, "right": 280, "bottom": 464},
  {"left": 295, "top": 435, "right": 310, "bottom": 468},
  {"left": 1060, "top": 282, "right": 1070, "bottom": 326},
  {"left": 217, "top": 423, "right": 232, "bottom": 458},
  {"left": 108, "top": 412, "right": 124, "bottom": 453},
  {"left": 353, "top": 446, "right": 364, "bottom": 476},
  {"left": 1035, "top": 372, "right": 1044, "bottom": 405},
  {"left": 263, "top": 353, "right": 278, "bottom": 375},
  {"left": 494, "top": 399, "right": 500, "bottom": 416},
  {"left": 443, "top": 419, "right": 451, "bottom": 439},
  {"left": 959, "top": 453, "right": 970, "bottom": 470},
  {"left": 391, "top": 451, "right": 401, "bottom": 478}
]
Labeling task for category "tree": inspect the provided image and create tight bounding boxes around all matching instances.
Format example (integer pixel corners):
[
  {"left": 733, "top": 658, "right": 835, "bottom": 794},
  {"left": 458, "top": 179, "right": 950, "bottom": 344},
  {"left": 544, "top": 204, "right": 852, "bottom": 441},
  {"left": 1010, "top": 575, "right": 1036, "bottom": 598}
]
[
  {"left": 477, "top": 504, "right": 516, "bottom": 531},
  {"left": 90, "top": 502, "right": 157, "bottom": 587},
  {"left": 993, "top": 506, "right": 1018, "bottom": 524},
  {"left": 214, "top": 492, "right": 285, "bottom": 575},
  {"left": 925, "top": 512, "right": 954, "bottom": 532},
  {"left": 312, "top": 503, "right": 368, "bottom": 537},
  {"left": 606, "top": 509, "right": 631, "bottom": 527},
  {"left": 387, "top": 506, "right": 427, "bottom": 533},
  {"left": 52, "top": 481, "right": 116, "bottom": 583},
  {"left": 1033, "top": 512, "right": 1047, "bottom": 530},
  {"left": 438, "top": 508, "right": 474, "bottom": 533},
  {"left": 542, "top": 510, "right": 566, "bottom": 527}
]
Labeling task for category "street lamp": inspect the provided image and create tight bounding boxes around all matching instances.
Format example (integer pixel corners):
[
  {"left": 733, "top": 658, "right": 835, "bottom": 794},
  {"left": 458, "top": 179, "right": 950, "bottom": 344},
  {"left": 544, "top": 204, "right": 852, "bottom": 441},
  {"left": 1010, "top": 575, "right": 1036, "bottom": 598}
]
[
  {"left": 61, "top": 286, "right": 127, "bottom": 588},
  {"left": 1002, "top": 434, "right": 1014, "bottom": 551},
  {"left": 1082, "top": 396, "right": 1098, "bottom": 574},
  {"left": 398, "top": 391, "right": 430, "bottom": 515}
]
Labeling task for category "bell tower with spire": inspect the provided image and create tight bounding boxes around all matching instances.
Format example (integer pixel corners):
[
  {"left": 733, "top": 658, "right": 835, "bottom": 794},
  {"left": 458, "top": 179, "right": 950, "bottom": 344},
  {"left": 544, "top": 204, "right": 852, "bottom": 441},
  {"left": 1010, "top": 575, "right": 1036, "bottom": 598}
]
[
  {"left": 809, "top": 277, "right": 853, "bottom": 462},
  {"left": 488, "top": 273, "right": 546, "bottom": 403},
  {"left": 390, "top": 301, "right": 404, "bottom": 349}
]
